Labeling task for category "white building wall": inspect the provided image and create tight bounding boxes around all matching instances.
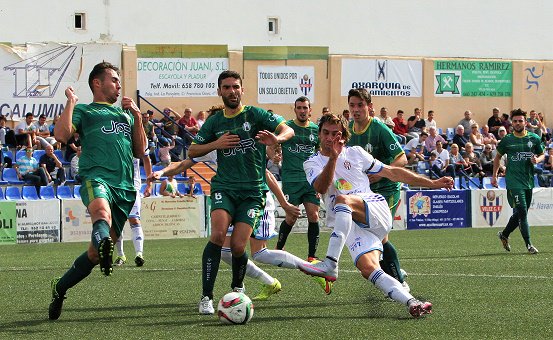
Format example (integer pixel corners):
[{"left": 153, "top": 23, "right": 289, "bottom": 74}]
[{"left": 1, "top": 0, "right": 552, "bottom": 60}]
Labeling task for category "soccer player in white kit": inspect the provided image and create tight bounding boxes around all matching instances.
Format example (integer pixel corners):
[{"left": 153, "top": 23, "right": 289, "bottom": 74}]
[{"left": 299, "top": 113, "right": 453, "bottom": 318}]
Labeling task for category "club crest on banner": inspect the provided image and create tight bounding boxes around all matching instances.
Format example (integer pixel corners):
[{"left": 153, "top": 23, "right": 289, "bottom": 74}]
[
  {"left": 300, "top": 74, "right": 312, "bottom": 96},
  {"left": 409, "top": 192, "right": 431, "bottom": 217},
  {"left": 480, "top": 190, "right": 503, "bottom": 226}
]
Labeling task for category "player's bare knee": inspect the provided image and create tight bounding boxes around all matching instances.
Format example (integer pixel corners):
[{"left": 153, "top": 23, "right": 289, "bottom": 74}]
[
  {"left": 209, "top": 231, "right": 226, "bottom": 246},
  {"left": 335, "top": 194, "right": 350, "bottom": 205},
  {"left": 87, "top": 247, "right": 100, "bottom": 264}
]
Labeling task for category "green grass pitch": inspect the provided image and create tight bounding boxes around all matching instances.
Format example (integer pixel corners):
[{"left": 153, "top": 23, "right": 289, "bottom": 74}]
[{"left": 1, "top": 226, "right": 553, "bottom": 339}]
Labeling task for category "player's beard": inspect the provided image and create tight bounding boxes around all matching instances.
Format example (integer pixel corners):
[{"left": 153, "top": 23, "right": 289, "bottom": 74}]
[
  {"left": 222, "top": 95, "right": 240, "bottom": 109},
  {"left": 513, "top": 125, "right": 525, "bottom": 133}
]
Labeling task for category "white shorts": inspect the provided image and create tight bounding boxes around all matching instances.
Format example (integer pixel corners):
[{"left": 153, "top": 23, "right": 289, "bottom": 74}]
[
  {"left": 227, "top": 192, "right": 276, "bottom": 240},
  {"left": 345, "top": 193, "right": 392, "bottom": 265},
  {"left": 128, "top": 190, "right": 141, "bottom": 219}
]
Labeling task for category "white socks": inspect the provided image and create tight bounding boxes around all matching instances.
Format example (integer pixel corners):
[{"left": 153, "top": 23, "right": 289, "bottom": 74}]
[
  {"left": 221, "top": 247, "right": 274, "bottom": 285},
  {"left": 252, "top": 248, "right": 306, "bottom": 269},
  {"left": 369, "top": 269, "right": 414, "bottom": 305},
  {"left": 326, "top": 203, "right": 352, "bottom": 262},
  {"left": 130, "top": 223, "right": 144, "bottom": 254}
]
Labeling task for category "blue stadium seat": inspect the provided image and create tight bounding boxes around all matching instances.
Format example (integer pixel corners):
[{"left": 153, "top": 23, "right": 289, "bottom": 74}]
[
  {"left": 3, "top": 168, "right": 24, "bottom": 184},
  {"left": 497, "top": 177, "right": 506, "bottom": 189},
  {"left": 152, "top": 164, "right": 165, "bottom": 172},
  {"left": 437, "top": 127, "right": 443, "bottom": 135},
  {"left": 5, "top": 186, "right": 21, "bottom": 200},
  {"left": 0, "top": 187, "right": 5, "bottom": 200},
  {"left": 454, "top": 177, "right": 462, "bottom": 189},
  {"left": 467, "top": 177, "right": 481, "bottom": 190},
  {"left": 482, "top": 177, "right": 494, "bottom": 189},
  {"left": 193, "top": 183, "right": 203, "bottom": 195},
  {"left": 533, "top": 175, "right": 540, "bottom": 187},
  {"left": 174, "top": 173, "right": 187, "bottom": 181},
  {"left": 15, "top": 150, "right": 26, "bottom": 161},
  {"left": 39, "top": 186, "right": 56, "bottom": 199},
  {"left": 73, "top": 185, "right": 81, "bottom": 199},
  {"left": 33, "top": 150, "right": 46, "bottom": 161},
  {"left": 54, "top": 150, "right": 70, "bottom": 165},
  {"left": 56, "top": 185, "right": 73, "bottom": 199},
  {"left": 22, "top": 186, "right": 39, "bottom": 200},
  {"left": 446, "top": 128, "right": 455, "bottom": 142},
  {"left": 4, "top": 150, "right": 14, "bottom": 161},
  {"left": 177, "top": 182, "right": 187, "bottom": 195}
]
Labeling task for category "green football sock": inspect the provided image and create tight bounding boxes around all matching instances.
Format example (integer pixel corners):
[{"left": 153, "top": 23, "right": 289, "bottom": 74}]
[
  {"left": 56, "top": 251, "right": 96, "bottom": 295},
  {"left": 276, "top": 221, "right": 293, "bottom": 250},
  {"left": 231, "top": 251, "right": 249, "bottom": 290},
  {"left": 380, "top": 241, "right": 405, "bottom": 283},
  {"left": 202, "top": 241, "right": 222, "bottom": 299},
  {"left": 91, "top": 219, "right": 110, "bottom": 251}
]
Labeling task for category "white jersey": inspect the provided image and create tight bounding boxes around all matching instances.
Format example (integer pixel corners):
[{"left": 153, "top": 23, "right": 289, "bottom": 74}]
[
  {"left": 132, "top": 158, "right": 141, "bottom": 190},
  {"left": 227, "top": 191, "right": 276, "bottom": 240},
  {"left": 304, "top": 146, "right": 384, "bottom": 224}
]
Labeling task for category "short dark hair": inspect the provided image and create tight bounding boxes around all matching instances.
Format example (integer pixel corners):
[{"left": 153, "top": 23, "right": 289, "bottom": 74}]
[
  {"left": 39, "top": 114, "right": 46, "bottom": 119},
  {"left": 88, "top": 62, "right": 120, "bottom": 92},
  {"left": 420, "top": 131, "right": 429, "bottom": 137},
  {"left": 294, "top": 96, "right": 310, "bottom": 108},
  {"left": 318, "top": 113, "right": 351, "bottom": 143},
  {"left": 348, "top": 88, "right": 371, "bottom": 105},
  {"left": 217, "top": 70, "right": 242, "bottom": 88},
  {"left": 25, "top": 112, "right": 33, "bottom": 118},
  {"left": 510, "top": 108, "right": 526, "bottom": 119}
]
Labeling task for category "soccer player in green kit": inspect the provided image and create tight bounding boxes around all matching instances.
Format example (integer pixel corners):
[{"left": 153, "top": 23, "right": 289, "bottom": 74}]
[
  {"left": 346, "top": 88, "right": 409, "bottom": 289},
  {"left": 493, "top": 108, "right": 544, "bottom": 254},
  {"left": 276, "top": 96, "right": 321, "bottom": 262},
  {"left": 189, "top": 70, "right": 294, "bottom": 315},
  {"left": 49, "top": 62, "right": 147, "bottom": 320}
]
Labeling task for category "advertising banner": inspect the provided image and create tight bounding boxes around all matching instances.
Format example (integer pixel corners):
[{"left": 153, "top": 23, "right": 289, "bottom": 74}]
[
  {"left": 0, "top": 42, "right": 122, "bottom": 120},
  {"left": 16, "top": 200, "right": 60, "bottom": 243},
  {"left": 0, "top": 201, "right": 17, "bottom": 244},
  {"left": 406, "top": 190, "right": 469, "bottom": 229},
  {"left": 471, "top": 189, "right": 511, "bottom": 228},
  {"left": 341, "top": 59, "right": 422, "bottom": 97},
  {"left": 434, "top": 60, "right": 512, "bottom": 97},
  {"left": 61, "top": 198, "right": 92, "bottom": 242},
  {"left": 257, "top": 66, "right": 315, "bottom": 104},
  {"left": 137, "top": 58, "right": 228, "bottom": 97},
  {"left": 392, "top": 191, "right": 407, "bottom": 230},
  {"left": 528, "top": 188, "right": 553, "bottom": 226}
]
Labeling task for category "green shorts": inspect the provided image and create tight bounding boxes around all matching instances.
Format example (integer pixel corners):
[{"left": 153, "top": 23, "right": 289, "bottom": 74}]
[
  {"left": 282, "top": 181, "right": 320, "bottom": 206},
  {"left": 211, "top": 189, "right": 266, "bottom": 233},
  {"left": 507, "top": 189, "right": 532, "bottom": 210},
  {"left": 80, "top": 179, "right": 136, "bottom": 237},
  {"left": 381, "top": 190, "right": 401, "bottom": 217}
]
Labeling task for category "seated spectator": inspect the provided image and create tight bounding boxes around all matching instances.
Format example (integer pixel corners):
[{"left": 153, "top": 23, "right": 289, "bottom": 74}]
[
  {"left": 178, "top": 107, "right": 199, "bottom": 145},
  {"left": 462, "top": 142, "right": 485, "bottom": 178},
  {"left": 481, "top": 125, "right": 498, "bottom": 149},
  {"left": 196, "top": 110, "right": 207, "bottom": 129},
  {"left": 379, "top": 107, "right": 395, "bottom": 130},
  {"left": 425, "top": 126, "right": 447, "bottom": 153},
  {"left": 161, "top": 107, "right": 184, "bottom": 160},
  {"left": 431, "top": 142, "right": 450, "bottom": 178},
  {"left": 142, "top": 111, "right": 157, "bottom": 165},
  {"left": 447, "top": 143, "right": 470, "bottom": 178},
  {"left": 39, "top": 144, "right": 66, "bottom": 185},
  {"left": 15, "top": 113, "right": 37, "bottom": 149},
  {"left": 158, "top": 137, "right": 175, "bottom": 167},
  {"left": 487, "top": 107, "right": 503, "bottom": 138},
  {"left": 469, "top": 123, "right": 485, "bottom": 153},
  {"left": 160, "top": 174, "right": 184, "bottom": 198},
  {"left": 404, "top": 132, "right": 428, "bottom": 165},
  {"left": 452, "top": 125, "right": 469, "bottom": 150},
  {"left": 70, "top": 146, "right": 81, "bottom": 184},
  {"left": 14, "top": 147, "right": 48, "bottom": 193},
  {"left": 526, "top": 110, "right": 543, "bottom": 138},
  {"left": 406, "top": 108, "right": 424, "bottom": 140},
  {"left": 342, "top": 109, "right": 351, "bottom": 122},
  {"left": 501, "top": 113, "right": 512, "bottom": 133},
  {"left": 479, "top": 144, "right": 495, "bottom": 176},
  {"left": 392, "top": 110, "right": 408, "bottom": 144},
  {"left": 187, "top": 175, "right": 197, "bottom": 198},
  {"left": 266, "top": 144, "right": 282, "bottom": 181},
  {"left": 497, "top": 126, "right": 508, "bottom": 141},
  {"left": 424, "top": 110, "right": 437, "bottom": 130},
  {"left": 33, "top": 114, "right": 57, "bottom": 149},
  {"left": 457, "top": 110, "right": 476, "bottom": 138},
  {"left": 65, "top": 133, "right": 81, "bottom": 162},
  {"left": 0, "top": 115, "right": 11, "bottom": 146}
]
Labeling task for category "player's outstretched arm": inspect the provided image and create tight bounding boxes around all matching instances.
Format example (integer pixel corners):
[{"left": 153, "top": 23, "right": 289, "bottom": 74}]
[
  {"left": 265, "top": 170, "right": 300, "bottom": 219},
  {"left": 378, "top": 165, "right": 454, "bottom": 190},
  {"left": 188, "top": 132, "right": 240, "bottom": 158},
  {"left": 54, "top": 87, "right": 78, "bottom": 143}
]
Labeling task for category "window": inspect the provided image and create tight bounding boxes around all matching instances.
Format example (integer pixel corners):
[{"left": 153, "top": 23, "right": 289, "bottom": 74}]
[
  {"left": 74, "top": 13, "right": 86, "bottom": 30},
  {"left": 268, "top": 17, "right": 279, "bottom": 34}
]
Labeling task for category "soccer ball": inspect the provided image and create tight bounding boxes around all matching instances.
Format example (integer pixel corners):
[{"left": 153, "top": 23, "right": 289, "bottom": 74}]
[{"left": 217, "top": 292, "right": 254, "bottom": 325}]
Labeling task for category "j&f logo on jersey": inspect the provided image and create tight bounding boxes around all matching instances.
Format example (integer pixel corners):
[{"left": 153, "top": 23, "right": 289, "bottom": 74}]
[
  {"left": 222, "top": 138, "right": 257, "bottom": 156},
  {"left": 247, "top": 208, "right": 257, "bottom": 218},
  {"left": 409, "top": 192, "right": 431, "bottom": 217},
  {"left": 288, "top": 144, "right": 315, "bottom": 154},
  {"left": 511, "top": 151, "right": 533, "bottom": 162},
  {"left": 243, "top": 122, "right": 251, "bottom": 131},
  {"left": 480, "top": 190, "right": 503, "bottom": 226},
  {"left": 268, "top": 112, "right": 283, "bottom": 122},
  {"left": 334, "top": 178, "right": 353, "bottom": 190},
  {"left": 101, "top": 120, "right": 131, "bottom": 137}
]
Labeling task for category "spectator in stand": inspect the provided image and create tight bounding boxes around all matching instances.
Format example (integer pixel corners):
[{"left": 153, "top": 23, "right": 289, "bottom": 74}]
[
  {"left": 453, "top": 125, "right": 469, "bottom": 150},
  {"left": 0, "top": 115, "right": 10, "bottom": 145},
  {"left": 481, "top": 125, "right": 498, "bottom": 149},
  {"left": 322, "top": 107, "right": 330, "bottom": 115},
  {"left": 469, "top": 123, "right": 485, "bottom": 153},
  {"left": 70, "top": 146, "right": 81, "bottom": 184},
  {"left": 187, "top": 175, "right": 197, "bottom": 198},
  {"left": 424, "top": 110, "right": 437, "bottom": 130},
  {"left": 406, "top": 108, "right": 425, "bottom": 140},
  {"left": 479, "top": 144, "right": 495, "bottom": 176},
  {"left": 392, "top": 110, "right": 408, "bottom": 144},
  {"left": 158, "top": 137, "right": 175, "bottom": 167},
  {"left": 425, "top": 126, "right": 447, "bottom": 153},
  {"left": 33, "top": 114, "right": 58, "bottom": 150},
  {"left": 497, "top": 126, "right": 508, "bottom": 141},
  {"left": 15, "top": 112, "right": 37, "bottom": 149},
  {"left": 457, "top": 110, "right": 476, "bottom": 138},
  {"left": 429, "top": 152, "right": 445, "bottom": 178},
  {"left": 462, "top": 142, "right": 485, "bottom": 178},
  {"left": 161, "top": 107, "right": 184, "bottom": 160},
  {"left": 15, "top": 146, "right": 48, "bottom": 193},
  {"left": 196, "top": 110, "right": 207, "bottom": 129},
  {"left": 160, "top": 174, "right": 184, "bottom": 198},
  {"left": 404, "top": 131, "right": 428, "bottom": 165},
  {"left": 178, "top": 107, "right": 200, "bottom": 140},
  {"left": 65, "top": 132, "right": 81, "bottom": 162},
  {"left": 39, "top": 144, "right": 66, "bottom": 185},
  {"left": 487, "top": 107, "right": 503, "bottom": 138},
  {"left": 342, "top": 109, "right": 351, "bottom": 122},
  {"left": 447, "top": 143, "right": 469, "bottom": 179},
  {"left": 501, "top": 113, "right": 512, "bottom": 132},
  {"left": 379, "top": 107, "right": 395, "bottom": 130},
  {"left": 543, "top": 147, "right": 553, "bottom": 172},
  {"left": 432, "top": 141, "right": 450, "bottom": 177},
  {"left": 526, "top": 110, "right": 542, "bottom": 138},
  {"left": 142, "top": 111, "right": 157, "bottom": 165},
  {"left": 266, "top": 143, "right": 282, "bottom": 181}
]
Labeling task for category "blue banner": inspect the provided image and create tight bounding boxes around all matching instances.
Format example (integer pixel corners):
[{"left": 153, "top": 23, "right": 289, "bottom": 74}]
[{"left": 406, "top": 190, "right": 470, "bottom": 229}]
